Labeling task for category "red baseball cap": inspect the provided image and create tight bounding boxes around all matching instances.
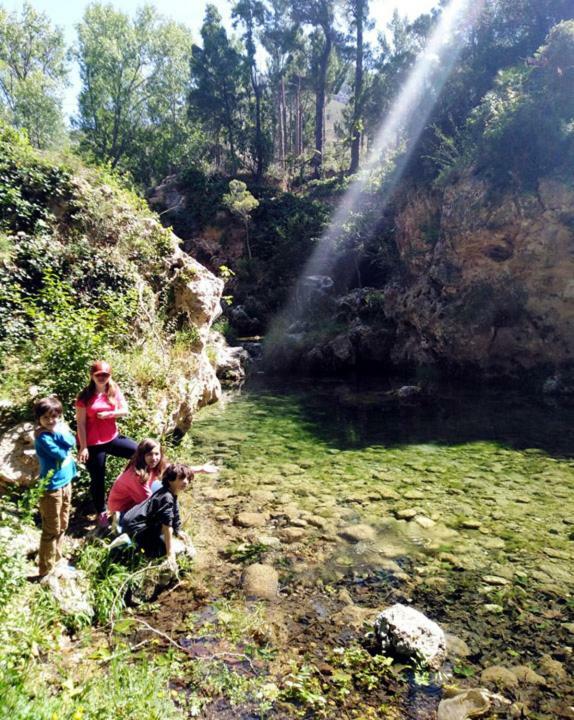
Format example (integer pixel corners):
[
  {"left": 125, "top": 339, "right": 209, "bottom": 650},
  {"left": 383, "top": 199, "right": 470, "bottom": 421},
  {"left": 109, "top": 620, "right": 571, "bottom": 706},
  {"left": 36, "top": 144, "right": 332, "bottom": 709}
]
[{"left": 90, "top": 360, "right": 112, "bottom": 375}]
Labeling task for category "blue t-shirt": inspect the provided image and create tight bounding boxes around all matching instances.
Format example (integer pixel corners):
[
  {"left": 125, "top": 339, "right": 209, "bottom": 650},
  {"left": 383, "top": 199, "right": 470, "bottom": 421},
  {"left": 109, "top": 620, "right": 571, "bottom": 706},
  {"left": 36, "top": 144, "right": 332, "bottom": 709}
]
[{"left": 35, "top": 426, "right": 77, "bottom": 491}]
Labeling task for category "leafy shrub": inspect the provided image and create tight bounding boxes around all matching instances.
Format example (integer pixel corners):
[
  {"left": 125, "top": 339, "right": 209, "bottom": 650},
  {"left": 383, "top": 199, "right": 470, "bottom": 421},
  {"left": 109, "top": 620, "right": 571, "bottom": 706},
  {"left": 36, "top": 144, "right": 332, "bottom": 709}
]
[
  {"left": 0, "top": 122, "right": 73, "bottom": 234},
  {"left": 468, "top": 21, "right": 574, "bottom": 187}
]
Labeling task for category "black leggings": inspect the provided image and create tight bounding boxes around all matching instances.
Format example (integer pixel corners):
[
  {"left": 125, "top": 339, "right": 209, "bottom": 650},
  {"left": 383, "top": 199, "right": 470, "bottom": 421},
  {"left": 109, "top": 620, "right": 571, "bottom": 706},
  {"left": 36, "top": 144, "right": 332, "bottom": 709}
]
[
  {"left": 133, "top": 527, "right": 166, "bottom": 558},
  {"left": 86, "top": 435, "right": 137, "bottom": 513}
]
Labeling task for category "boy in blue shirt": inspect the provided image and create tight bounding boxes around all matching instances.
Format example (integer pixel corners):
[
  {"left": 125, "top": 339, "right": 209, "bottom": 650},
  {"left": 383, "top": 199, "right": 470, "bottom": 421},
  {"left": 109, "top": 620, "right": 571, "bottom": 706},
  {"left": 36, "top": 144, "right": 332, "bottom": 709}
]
[{"left": 34, "top": 396, "right": 76, "bottom": 577}]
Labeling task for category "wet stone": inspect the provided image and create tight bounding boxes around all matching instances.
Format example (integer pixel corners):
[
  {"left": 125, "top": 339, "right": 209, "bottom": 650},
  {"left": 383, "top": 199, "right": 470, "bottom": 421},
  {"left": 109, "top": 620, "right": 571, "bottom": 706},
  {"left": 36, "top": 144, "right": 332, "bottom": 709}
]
[
  {"left": 461, "top": 519, "right": 482, "bottom": 530},
  {"left": 395, "top": 508, "right": 418, "bottom": 520},
  {"left": 404, "top": 490, "right": 425, "bottom": 500},
  {"left": 249, "top": 490, "right": 275, "bottom": 503},
  {"left": 234, "top": 512, "right": 269, "bottom": 528},
  {"left": 414, "top": 515, "right": 435, "bottom": 529},
  {"left": 481, "top": 604, "right": 504, "bottom": 615},
  {"left": 445, "top": 633, "right": 471, "bottom": 658},
  {"left": 242, "top": 563, "right": 278, "bottom": 600},
  {"left": 279, "top": 527, "right": 307, "bottom": 543},
  {"left": 539, "top": 654, "right": 567, "bottom": 681},
  {"left": 437, "top": 688, "right": 491, "bottom": 720},
  {"left": 480, "top": 666, "right": 519, "bottom": 689},
  {"left": 338, "top": 524, "right": 377, "bottom": 543},
  {"left": 482, "top": 575, "right": 510, "bottom": 586},
  {"left": 512, "top": 666, "right": 546, "bottom": 685}
]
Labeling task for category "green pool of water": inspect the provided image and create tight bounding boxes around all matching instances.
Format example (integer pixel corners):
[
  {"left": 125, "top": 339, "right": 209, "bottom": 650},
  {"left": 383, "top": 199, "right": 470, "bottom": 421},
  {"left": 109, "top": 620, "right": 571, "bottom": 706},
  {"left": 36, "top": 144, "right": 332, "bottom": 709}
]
[
  {"left": 187, "top": 378, "right": 574, "bottom": 590},
  {"left": 181, "top": 377, "right": 574, "bottom": 689}
]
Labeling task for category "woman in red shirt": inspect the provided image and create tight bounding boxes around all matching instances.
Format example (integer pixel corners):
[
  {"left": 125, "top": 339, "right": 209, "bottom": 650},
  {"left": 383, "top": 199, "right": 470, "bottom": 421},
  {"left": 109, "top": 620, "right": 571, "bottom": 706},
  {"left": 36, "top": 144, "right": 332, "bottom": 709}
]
[
  {"left": 108, "top": 438, "right": 166, "bottom": 516},
  {"left": 76, "top": 360, "right": 137, "bottom": 527}
]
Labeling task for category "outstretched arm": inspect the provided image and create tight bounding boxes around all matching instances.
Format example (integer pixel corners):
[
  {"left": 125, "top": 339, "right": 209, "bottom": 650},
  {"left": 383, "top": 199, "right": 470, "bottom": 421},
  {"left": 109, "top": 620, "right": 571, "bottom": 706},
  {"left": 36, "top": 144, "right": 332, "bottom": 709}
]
[{"left": 189, "top": 462, "right": 219, "bottom": 475}]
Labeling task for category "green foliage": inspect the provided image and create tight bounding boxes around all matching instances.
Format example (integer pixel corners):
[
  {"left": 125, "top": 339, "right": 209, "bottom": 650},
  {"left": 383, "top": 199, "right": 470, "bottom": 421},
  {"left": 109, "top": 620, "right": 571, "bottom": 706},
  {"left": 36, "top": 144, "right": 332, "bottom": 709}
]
[
  {"left": 223, "top": 179, "right": 260, "bottom": 259},
  {"left": 189, "top": 5, "right": 249, "bottom": 173},
  {"left": 31, "top": 277, "right": 106, "bottom": 409},
  {"left": 73, "top": 4, "right": 204, "bottom": 186},
  {"left": 223, "top": 179, "right": 260, "bottom": 222},
  {"left": 222, "top": 541, "right": 269, "bottom": 563},
  {"left": 0, "top": 3, "right": 67, "bottom": 148},
  {"left": 467, "top": 20, "right": 574, "bottom": 186},
  {"left": 0, "top": 122, "right": 73, "bottom": 233},
  {"left": 76, "top": 539, "right": 144, "bottom": 625}
]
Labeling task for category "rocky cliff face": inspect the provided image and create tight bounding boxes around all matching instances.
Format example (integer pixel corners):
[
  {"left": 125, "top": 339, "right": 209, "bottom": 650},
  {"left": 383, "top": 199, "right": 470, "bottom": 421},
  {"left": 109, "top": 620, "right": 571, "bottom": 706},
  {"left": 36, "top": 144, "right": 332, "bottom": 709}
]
[
  {"left": 385, "top": 174, "right": 574, "bottom": 375},
  {"left": 266, "top": 173, "right": 574, "bottom": 380}
]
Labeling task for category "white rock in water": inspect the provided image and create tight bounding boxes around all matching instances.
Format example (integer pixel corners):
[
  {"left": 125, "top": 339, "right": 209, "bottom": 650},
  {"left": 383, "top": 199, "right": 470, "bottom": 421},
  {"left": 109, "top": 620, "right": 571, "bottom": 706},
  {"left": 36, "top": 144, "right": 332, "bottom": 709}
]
[
  {"left": 374, "top": 603, "right": 446, "bottom": 669},
  {"left": 437, "top": 688, "right": 491, "bottom": 720}
]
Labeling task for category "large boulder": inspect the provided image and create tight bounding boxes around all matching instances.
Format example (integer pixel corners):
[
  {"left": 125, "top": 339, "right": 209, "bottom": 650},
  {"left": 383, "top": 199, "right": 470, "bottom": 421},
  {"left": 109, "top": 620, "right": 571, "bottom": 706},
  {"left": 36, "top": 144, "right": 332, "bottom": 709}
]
[
  {"left": 165, "top": 250, "right": 225, "bottom": 435},
  {"left": 170, "top": 251, "right": 224, "bottom": 345},
  {"left": 0, "top": 422, "right": 38, "bottom": 491},
  {"left": 374, "top": 603, "right": 447, "bottom": 669}
]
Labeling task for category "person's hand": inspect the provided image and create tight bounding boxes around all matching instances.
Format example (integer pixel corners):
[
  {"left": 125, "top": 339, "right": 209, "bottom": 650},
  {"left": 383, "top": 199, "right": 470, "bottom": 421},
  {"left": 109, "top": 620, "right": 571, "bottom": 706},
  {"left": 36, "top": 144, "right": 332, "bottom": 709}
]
[
  {"left": 166, "top": 554, "right": 178, "bottom": 574},
  {"left": 201, "top": 462, "right": 219, "bottom": 474},
  {"left": 79, "top": 447, "right": 89, "bottom": 463},
  {"left": 96, "top": 410, "right": 115, "bottom": 419}
]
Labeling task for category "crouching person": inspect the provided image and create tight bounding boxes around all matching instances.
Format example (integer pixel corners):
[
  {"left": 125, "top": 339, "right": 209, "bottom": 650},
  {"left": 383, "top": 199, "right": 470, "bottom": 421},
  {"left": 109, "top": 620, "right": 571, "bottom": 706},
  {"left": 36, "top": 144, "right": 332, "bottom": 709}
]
[{"left": 121, "top": 463, "right": 194, "bottom": 562}]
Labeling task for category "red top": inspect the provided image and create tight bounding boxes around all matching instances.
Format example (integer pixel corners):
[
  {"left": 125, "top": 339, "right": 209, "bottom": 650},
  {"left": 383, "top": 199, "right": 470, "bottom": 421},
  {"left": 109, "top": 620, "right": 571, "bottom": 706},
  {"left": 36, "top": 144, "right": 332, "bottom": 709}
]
[
  {"left": 108, "top": 465, "right": 160, "bottom": 513},
  {"left": 76, "top": 389, "right": 127, "bottom": 446}
]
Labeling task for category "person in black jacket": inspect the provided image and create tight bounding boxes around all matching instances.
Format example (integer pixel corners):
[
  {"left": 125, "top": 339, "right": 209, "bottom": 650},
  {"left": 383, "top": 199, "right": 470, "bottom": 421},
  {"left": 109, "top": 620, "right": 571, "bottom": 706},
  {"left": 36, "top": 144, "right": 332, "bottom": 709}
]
[{"left": 122, "top": 463, "right": 193, "bottom": 561}]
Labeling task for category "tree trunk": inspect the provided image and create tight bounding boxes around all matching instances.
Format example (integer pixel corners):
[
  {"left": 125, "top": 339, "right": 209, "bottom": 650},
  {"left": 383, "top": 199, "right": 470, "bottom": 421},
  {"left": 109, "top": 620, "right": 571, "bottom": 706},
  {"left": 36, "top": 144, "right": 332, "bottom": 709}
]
[
  {"left": 278, "top": 78, "right": 285, "bottom": 170},
  {"left": 349, "top": 0, "right": 364, "bottom": 174},
  {"left": 313, "top": 30, "right": 332, "bottom": 179},
  {"left": 295, "top": 75, "right": 302, "bottom": 156},
  {"left": 281, "top": 75, "right": 288, "bottom": 158}
]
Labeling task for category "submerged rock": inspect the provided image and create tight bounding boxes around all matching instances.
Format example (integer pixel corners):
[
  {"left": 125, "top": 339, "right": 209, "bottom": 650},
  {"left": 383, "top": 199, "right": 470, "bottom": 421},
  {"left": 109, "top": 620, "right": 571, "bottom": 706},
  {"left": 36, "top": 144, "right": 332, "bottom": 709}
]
[
  {"left": 480, "top": 665, "right": 518, "bottom": 689},
  {"left": 234, "top": 511, "right": 269, "bottom": 528},
  {"left": 437, "top": 688, "right": 491, "bottom": 720},
  {"left": 279, "top": 527, "right": 306, "bottom": 543},
  {"left": 446, "top": 633, "right": 471, "bottom": 658},
  {"left": 538, "top": 654, "right": 567, "bottom": 681},
  {"left": 338, "top": 524, "right": 377, "bottom": 543},
  {"left": 512, "top": 665, "right": 546, "bottom": 685},
  {"left": 374, "top": 603, "right": 447, "bottom": 669},
  {"left": 242, "top": 563, "right": 278, "bottom": 600}
]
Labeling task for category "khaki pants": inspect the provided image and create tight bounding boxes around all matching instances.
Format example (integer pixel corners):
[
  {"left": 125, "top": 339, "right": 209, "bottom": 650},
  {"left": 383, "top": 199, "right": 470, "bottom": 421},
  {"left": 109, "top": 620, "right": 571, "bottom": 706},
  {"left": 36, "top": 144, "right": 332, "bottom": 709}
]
[{"left": 39, "top": 483, "right": 72, "bottom": 576}]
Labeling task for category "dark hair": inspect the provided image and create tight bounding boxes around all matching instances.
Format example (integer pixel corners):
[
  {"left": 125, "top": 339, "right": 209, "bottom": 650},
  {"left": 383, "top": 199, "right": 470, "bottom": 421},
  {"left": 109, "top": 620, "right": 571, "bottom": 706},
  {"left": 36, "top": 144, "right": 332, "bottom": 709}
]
[
  {"left": 161, "top": 463, "right": 194, "bottom": 489},
  {"left": 125, "top": 438, "right": 166, "bottom": 484},
  {"left": 34, "top": 396, "right": 63, "bottom": 436},
  {"left": 77, "top": 360, "right": 119, "bottom": 407}
]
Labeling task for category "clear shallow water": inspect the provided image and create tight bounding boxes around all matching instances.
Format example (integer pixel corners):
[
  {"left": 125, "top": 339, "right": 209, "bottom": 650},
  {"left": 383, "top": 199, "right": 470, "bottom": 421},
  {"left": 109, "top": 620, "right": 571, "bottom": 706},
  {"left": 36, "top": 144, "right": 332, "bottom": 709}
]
[
  {"left": 184, "top": 376, "right": 574, "bottom": 701},
  {"left": 189, "top": 377, "right": 574, "bottom": 591}
]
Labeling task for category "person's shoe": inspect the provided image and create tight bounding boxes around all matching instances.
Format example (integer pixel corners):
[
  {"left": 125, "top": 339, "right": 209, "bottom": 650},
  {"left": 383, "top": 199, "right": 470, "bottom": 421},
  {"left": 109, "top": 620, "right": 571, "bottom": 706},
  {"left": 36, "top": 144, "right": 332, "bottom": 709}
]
[
  {"left": 97, "top": 511, "right": 109, "bottom": 528},
  {"left": 108, "top": 533, "right": 132, "bottom": 550}
]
